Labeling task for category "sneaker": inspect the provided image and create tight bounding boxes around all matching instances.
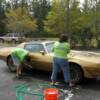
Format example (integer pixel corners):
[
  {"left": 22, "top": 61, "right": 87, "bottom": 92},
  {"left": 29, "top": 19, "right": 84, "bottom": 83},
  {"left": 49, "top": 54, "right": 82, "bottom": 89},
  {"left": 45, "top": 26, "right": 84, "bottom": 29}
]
[
  {"left": 16, "top": 76, "right": 19, "bottom": 79},
  {"left": 69, "top": 82, "right": 75, "bottom": 88},
  {"left": 16, "top": 75, "right": 22, "bottom": 79},
  {"left": 50, "top": 81, "right": 55, "bottom": 86}
]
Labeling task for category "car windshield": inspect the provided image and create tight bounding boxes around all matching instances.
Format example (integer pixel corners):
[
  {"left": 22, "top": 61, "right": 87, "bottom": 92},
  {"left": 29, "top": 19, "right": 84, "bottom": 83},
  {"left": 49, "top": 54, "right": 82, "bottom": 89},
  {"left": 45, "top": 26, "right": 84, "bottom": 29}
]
[
  {"left": 25, "top": 43, "right": 45, "bottom": 53},
  {"left": 46, "top": 42, "right": 54, "bottom": 53}
]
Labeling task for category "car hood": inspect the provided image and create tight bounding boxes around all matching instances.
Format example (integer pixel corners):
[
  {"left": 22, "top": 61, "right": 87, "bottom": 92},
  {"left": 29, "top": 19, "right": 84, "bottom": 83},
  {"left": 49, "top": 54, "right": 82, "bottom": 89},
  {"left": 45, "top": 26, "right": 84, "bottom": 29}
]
[
  {"left": 49, "top": 50, "right": 100, "bottom": 63},
  {"left": 69, "top": 50, "right": 100, "bottom": 63}
]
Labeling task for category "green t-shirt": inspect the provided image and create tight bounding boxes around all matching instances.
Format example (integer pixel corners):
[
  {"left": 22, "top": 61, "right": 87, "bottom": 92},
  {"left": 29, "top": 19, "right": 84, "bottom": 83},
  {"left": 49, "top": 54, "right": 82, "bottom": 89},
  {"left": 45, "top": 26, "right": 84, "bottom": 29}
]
[
  {"left": 52, "top": 41, "right": 70, "bottom": 59},
  {"left": 11, "top": 48, "right": 28, "bottom": 62}
]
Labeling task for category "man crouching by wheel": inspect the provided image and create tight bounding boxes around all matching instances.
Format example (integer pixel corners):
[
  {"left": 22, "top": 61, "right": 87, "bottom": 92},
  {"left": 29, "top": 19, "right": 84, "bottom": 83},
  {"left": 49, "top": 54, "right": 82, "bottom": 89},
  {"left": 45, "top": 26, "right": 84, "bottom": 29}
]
[{"left": 11, "top": 48, "right": 32, "bottom": 79}]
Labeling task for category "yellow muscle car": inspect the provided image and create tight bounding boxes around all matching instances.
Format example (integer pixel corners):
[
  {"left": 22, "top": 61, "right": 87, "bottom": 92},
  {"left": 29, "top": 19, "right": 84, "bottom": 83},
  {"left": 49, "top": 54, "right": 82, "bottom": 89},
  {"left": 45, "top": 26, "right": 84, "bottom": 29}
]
[{"left": 0, "top": 41, "right": 100, "bottom": 83}]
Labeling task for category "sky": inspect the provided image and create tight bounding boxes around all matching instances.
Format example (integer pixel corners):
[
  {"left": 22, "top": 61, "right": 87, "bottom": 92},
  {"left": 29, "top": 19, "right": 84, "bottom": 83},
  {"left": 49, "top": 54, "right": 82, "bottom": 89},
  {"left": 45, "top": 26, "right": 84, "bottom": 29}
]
[{"left": 80, "top": 0, "right": 84, "bottom": 4}]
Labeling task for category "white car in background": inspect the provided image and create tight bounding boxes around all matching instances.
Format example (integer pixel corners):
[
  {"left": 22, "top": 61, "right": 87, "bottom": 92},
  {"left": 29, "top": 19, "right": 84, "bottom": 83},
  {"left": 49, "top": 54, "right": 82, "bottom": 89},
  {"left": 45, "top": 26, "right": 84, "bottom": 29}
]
[{"left": 0, "top": 33, "right": 25, "bottom": 43}]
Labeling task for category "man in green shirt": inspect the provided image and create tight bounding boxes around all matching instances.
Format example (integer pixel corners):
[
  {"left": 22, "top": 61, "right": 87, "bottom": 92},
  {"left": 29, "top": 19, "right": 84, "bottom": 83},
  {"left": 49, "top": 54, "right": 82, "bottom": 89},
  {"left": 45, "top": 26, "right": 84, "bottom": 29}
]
[
  {"left": 51, "top": 34, "right": 75, "bottom": 87},
  {"left": 11, "top": 48, "right": 32, "bottom": 78}
]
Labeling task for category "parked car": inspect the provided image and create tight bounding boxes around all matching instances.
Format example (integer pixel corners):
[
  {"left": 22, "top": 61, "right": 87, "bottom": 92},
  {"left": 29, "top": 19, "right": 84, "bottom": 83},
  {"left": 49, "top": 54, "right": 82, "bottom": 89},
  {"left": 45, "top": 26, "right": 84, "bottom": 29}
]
[
  {"left": 0, "top": 41, "right": 100, "bottom": 83},
  {"left": 0, "top": 33, "right": 25, "bottom": 43}
]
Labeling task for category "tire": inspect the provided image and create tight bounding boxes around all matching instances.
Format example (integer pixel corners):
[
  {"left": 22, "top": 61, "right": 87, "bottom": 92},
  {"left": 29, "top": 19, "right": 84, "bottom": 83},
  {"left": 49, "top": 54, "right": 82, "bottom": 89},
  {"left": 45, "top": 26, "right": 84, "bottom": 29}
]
[
  {"left": 7, "top": 56, "right": 16, "bottom": 72},
  {"left": 70, "top": 64, "right": 83, "bottom": 83},
  {"left": 11, "top": 39, "right": 16, "bottom": 44},
  {"left": 0, "top": 39, "right": 4, "bottom": 43}
]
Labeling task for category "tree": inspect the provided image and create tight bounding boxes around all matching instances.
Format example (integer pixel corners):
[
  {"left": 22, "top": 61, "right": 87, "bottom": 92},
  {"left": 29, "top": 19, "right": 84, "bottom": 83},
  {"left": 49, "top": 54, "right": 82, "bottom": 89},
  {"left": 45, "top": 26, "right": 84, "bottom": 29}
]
[
  {"left": 91, "top": 0, "right": 100, "bottom": 47},
  {"left": 31, "top": 0, "right": 51, "bottom": 32},
  {"left": 19, "top": 0, "right": 29, "bottom": 8},
  {"left": 78, "top": 0, "right": 94, "bottom": 47},
  {"left": 0, "top": 0, "right": 6, "bottom": 35},
  {"left": 5, "top": 0, "right": 29, "bottom": 9},
  {"left": 4, "top": 1, "right": 12, "bottom": 12},
  {"left": 6, "top": 7, "right": 37, "bottom": 35},
  {"left": 81, "top": 0, "right": 100, "bottom": 47},
  {"left": 44, "top": 0, "right": 81, "bottom": 38},
  {"left": 68, "top": 0, "right": 82, "bottom": 43},
  {"left": 44, "top": 0, "right": 68, "bottom": 36}
]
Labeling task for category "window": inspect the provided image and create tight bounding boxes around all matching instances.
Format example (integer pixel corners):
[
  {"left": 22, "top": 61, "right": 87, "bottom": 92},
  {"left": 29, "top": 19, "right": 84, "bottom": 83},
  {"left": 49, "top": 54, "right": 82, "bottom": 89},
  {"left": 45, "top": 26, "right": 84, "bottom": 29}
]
[
  {"left": 25, "top": 44, "right": 45, "bottom": 53},
  {"left": 46, "top": 42, "right": 54, "bottom": 53}
]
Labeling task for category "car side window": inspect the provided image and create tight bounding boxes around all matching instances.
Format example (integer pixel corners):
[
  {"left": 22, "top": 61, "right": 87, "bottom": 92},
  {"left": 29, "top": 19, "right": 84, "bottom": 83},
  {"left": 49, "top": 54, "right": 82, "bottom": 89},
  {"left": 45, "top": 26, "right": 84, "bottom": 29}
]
[
  {"left": 25, "top": 44, "right": 45, "bottom": 53},
  {"left": 6, "top": 34, "right": 10, "bottom": 36}
]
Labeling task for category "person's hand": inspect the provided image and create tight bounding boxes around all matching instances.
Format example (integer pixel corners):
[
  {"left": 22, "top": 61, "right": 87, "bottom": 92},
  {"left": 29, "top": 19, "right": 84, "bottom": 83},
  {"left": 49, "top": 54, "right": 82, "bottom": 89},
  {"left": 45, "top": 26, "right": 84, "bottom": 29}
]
[
  {"left": 28, "top": 64, "right": 32, "bottom": 68},
  {"left": 24, "top": 63, "right": 32, "bottom": 68},
  {"left": 12, "top": 62, "right": 16, "bottom": 66}
]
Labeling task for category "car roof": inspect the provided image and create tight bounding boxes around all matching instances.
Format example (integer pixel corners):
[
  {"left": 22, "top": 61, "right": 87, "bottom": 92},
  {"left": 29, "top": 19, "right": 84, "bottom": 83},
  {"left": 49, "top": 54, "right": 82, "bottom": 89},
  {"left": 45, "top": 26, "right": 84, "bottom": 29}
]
[
  {"left": 26, "top": 40, "right": 55, "bottom": 44},
  {"left": 17, "top": 40, "right": 55, "bottom": 48}
]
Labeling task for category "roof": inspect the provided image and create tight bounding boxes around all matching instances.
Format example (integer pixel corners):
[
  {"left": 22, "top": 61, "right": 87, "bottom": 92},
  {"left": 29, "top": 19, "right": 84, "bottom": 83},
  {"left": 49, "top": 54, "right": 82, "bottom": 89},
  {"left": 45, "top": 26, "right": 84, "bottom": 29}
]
[{"left": 26, "top": 40, "right": 55, "bottom": 44}]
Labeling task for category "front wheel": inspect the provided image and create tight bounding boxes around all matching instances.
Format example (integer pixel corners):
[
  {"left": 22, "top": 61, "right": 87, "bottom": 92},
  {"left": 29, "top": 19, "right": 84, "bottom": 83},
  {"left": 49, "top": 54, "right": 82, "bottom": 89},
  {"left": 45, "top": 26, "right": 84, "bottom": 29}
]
[
  {"left": 7, "top": 56, "right": 16, "bottom": 72},
  {"left": 0, "top": 39, "right": 4, "bottom": 43},
  {"left": 70, "top": 64, "right": 83, "bottom": 83}
]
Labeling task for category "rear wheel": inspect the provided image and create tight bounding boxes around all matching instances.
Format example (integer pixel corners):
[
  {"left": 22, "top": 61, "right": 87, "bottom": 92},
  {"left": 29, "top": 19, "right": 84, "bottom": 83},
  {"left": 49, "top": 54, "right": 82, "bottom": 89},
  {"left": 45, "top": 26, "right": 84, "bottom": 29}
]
[
  {"left": 11, "top": 39, "right": 16, "bottom": 44},
  {"left": 0, "top": 39, "right": 4, "bottom": 43},
  {"left": 7, "top": 56, "right": 16, "bottom": 72},
  {"left": 70, "top": 64, "right": 83, "bottom": 83}
]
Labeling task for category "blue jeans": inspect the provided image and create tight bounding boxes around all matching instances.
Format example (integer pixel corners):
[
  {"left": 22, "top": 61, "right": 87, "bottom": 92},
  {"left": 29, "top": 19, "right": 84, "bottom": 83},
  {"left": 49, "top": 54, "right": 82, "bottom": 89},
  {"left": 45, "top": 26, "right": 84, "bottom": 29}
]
[{"left": 51, "top": 57, "right": 71, "bottom": 82}]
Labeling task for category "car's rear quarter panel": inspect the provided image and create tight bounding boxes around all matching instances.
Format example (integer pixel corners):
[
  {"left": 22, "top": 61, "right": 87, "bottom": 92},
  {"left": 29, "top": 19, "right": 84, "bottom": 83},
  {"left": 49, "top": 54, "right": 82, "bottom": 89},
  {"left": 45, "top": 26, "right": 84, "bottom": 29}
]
[{"left": 68, "top": 54, "right": 100, "bottom": 78}]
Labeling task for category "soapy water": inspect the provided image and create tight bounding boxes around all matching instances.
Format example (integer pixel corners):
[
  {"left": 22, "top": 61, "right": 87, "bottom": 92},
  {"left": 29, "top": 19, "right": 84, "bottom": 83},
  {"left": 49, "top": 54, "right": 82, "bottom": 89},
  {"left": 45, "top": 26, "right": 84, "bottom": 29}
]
[
  {"left": 58, "top": 86, "right": 80, "bottom": 100},
  {"left": 15, "top": 81, "right": 80, "bottom": 100}
]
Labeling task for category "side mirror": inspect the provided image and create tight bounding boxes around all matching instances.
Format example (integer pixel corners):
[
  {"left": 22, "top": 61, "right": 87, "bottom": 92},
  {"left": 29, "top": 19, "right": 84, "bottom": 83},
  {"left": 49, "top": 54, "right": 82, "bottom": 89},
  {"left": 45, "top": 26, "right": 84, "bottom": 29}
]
[{"left": 40, "top": 51, "right": 45, "bottom": 55}]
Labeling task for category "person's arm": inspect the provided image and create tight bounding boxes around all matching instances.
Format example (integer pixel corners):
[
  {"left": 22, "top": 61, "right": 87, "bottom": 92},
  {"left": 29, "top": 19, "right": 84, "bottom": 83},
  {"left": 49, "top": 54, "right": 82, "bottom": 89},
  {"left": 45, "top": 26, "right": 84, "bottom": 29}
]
[
  {"left": 52, "top": 47, "right": 54, "bottom": 52},
  {"left": 67, "top": 43, "right": 70, "bottom": 53},
  {"left": 52, "top": 42, "right": 55, "bottom": 52},
  {"left": 24, "top": 62, "right": 32, "bottom": 68},
  {"left": 22, "top": 53, "right": 33, "bottom": 68}
]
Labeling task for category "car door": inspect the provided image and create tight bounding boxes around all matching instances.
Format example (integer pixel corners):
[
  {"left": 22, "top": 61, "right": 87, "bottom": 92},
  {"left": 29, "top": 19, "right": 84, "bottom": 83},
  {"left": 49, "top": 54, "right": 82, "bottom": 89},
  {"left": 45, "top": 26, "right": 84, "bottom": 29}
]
[{"left": 24, "top": 43, "right": 52, "bottom": 71}]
